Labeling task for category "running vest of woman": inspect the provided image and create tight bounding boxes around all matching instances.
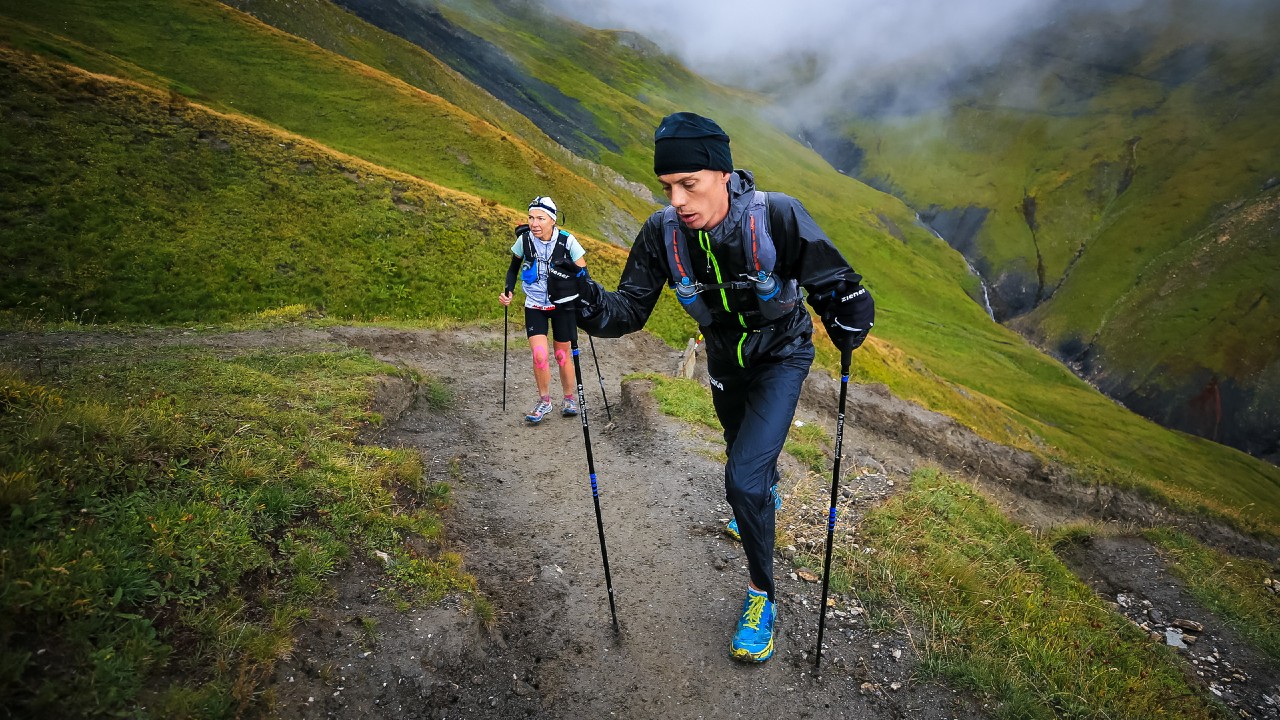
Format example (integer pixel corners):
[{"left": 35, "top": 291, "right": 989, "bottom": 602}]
[{"left": 517, "top": 227, "right": 576, "bottom": 308}]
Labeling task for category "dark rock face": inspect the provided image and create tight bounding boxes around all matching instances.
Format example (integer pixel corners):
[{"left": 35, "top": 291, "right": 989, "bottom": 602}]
[
  {"left": 1104, "top": 367, "right": 1280, "bottom": 466},
  {"left": 1050, "top": 338, "right": 1280, "bottom": 465},
  {"left": 915, "top": 205, "right": 1037, "bottom": 320},
  {"left": 986, "top": 268, "right": 1041, "bottom": 320},
  {"left": 918, "top": 205, "right": 989, "bottom": 258},
  {"left": 796, "top": 126, "right": 866, "bottom": 177},
  {"left": 331, "top": 0, "right": 618, "bottom": 159}
]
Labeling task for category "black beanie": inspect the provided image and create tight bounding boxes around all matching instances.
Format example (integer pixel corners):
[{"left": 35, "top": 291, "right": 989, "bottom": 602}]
[{"left": 653, "top": 112, "right": 732, "bottom": 175}]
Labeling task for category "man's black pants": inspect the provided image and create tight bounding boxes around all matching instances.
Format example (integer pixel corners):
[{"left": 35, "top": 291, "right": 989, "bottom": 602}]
[{"left": 708, "top": 342, "right": 815, "bottom": 600}]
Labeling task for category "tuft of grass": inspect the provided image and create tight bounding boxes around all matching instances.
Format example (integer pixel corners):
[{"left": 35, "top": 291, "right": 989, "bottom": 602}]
[
  {"left": 358, "top": 616, "right": 379, "bottom": 649},
  {"left": 421, "top": 377, "right": 454, "bottom": 413},
  {"left": 385, "top": 551, "right": 475, "bottom": 603},
  {"left": 470, "top": 594, "right": 498, "bottom": 633},
  {"left": 1045, "top": 521, "right": 1112, "bottom": 551},
  {"left": 624, "top": 372, "right": 722, "bottom": 432},
  {"left": 784, "top": 421, "right": 830, "bottom": 476},
  {"left": 0, "top": 345, "right": 473, "bottom": 718}
]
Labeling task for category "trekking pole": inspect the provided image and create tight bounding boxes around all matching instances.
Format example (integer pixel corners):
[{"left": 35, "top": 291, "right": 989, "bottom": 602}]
[
  {"left": 586, "top": 334, "right": 612, "bottom": 422},
  {"left": 815, "top": 348, "right": 852, "bottom": 671},
  {"left": 502, "top": 304, "right": 509, "bottom": 411},
  {"left": 570, "top": 323, "right": 621, "bottom": 634}
]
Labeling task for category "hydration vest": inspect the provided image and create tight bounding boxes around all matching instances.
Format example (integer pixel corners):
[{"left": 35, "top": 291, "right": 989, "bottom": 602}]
[
  {"left": 517, "top": 225, "right": 580, "bottom": 306},
  {"left": 663, "top": 190, "right": 799, "bottom": 328}
]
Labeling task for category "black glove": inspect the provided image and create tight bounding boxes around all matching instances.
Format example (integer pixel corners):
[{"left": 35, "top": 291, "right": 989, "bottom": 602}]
[
  {"left": 574, "top": 266, "right": 602, "bottom": 311},
  {"left": 815, "top": 281, "right": 874, "bottom": 352}
]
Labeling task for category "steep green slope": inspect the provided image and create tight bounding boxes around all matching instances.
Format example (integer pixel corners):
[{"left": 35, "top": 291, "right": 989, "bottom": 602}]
[
  {"left": 829, "top": 1, "right": 1280, "bottom": 460},
  {"left": 0, "top": 0, "right": 652, "bottom": 244},
  {"left": 2, "top": 0, "right": 1278, "bottom": 535},
  {"left": 219, "top": 0, "right": 656, "bottom": 223},
  {"left": 330, "top": 0, "right": 722, "bottom": 189},
  {"left": 0, "top": 47, "right": 636, "bottom": 325}
]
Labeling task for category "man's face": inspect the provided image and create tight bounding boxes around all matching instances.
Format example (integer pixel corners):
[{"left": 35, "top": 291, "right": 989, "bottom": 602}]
[
  {"left": 658, "top": 169, "right": 731, "bottom": 230},
  {"left": 528, "top": 209, "right": 556, "bottom": 241}
]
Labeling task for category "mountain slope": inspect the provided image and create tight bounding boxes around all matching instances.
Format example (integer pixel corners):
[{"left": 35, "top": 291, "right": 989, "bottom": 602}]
[
  {"left": 807, "top": 0, "right": 1280, "bottom": 460},
  {"left": 2, "top": 0, "right": 1279, "bottom": 535},
  {"left": 219, "top": 0, "right": 656, "bottom": 218},
  {"left": 0, "top": 0, "right": 653, "bottom": 244},
  {"left": 0, "top": 46, "right": 640, "bottom": 324}
]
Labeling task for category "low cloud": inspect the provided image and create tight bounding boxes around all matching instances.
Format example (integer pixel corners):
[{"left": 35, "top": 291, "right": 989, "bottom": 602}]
[
  {"left": 545, "top": 0, "right": 1064, "bottom": 108},
  {"left": 542, "top": 0, "right": 1275, "bottom": 121}
]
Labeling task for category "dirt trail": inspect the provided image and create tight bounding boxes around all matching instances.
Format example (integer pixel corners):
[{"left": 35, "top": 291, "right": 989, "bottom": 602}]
[
  {"left": 250, "top": 325, "right": 1278, "bottom": 720},
  {"left": 266, "top": 326, "right": 985, "bottom": 719}
]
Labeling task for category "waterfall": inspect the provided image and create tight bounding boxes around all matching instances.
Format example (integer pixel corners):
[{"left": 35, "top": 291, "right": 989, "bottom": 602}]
[
  {"left": 967, "top": 258, "right": 995, "bottom": 320},
  {"left": 916, "top": 213, "right": 995, "bottom": 320}
]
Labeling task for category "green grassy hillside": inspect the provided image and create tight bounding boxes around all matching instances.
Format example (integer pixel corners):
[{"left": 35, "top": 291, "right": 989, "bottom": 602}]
[
  {"left": 0, "top": 0, "right": 653, "bottom": 244},
  {"left": 220, "top": 0, "right": 655, "bottom": 219},
  {"left": 0, "top": 344, "right": 472, "bottom": 716},
  {"left": 1, "top": 0, "right": 1279, "bottom": 539},
  {"left": 0, "top": 47, "right": 640, "bottom": 325},
  {"left": 831, "top": 1, "right": 1280, "bottom": 460}
]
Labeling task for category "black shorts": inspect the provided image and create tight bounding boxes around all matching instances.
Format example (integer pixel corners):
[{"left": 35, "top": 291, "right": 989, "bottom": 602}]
[{"left": 524, "top": 306, "right": 577, "bottom": 343}]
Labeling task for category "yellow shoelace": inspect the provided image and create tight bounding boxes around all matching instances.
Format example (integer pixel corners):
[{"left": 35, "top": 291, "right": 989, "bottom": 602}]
[{"left": 742, "top": 594, "right": 767, "bottom": 630}]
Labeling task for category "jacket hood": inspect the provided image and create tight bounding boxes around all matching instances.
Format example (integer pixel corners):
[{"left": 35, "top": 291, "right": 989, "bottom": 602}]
[{"left": 707, "top": 169, "right": 756, "bottom": 243}]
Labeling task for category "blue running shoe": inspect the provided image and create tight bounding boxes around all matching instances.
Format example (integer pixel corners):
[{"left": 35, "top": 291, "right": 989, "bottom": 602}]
[
  {"left": 725, "top": 517, "right": 741, "bottom": 541},
  {"left": 731, "top": 587, "right": 776, "bottom": 662},
  {"left": 724, "top": 485, "right": 782, "bottom": 542}
]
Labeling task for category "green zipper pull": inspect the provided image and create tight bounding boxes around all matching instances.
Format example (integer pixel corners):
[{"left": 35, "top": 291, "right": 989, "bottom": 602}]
[{"left": 700, "top": 230, "right": 749, "bottom": 366}]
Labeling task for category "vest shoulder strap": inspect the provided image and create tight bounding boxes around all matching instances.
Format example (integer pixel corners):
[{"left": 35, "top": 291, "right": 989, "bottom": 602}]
[
  {"left": 744, "top": 190, "right": 775, "bottom": 278},
  {"left": 521, "top": 229, "right": 571, "bottom": 265},
  {"left": 662, "top": 190, "right": 798, "bottom": 328},
  {"left": 664, "top": 190, "right": 774, "bottom": 285}
]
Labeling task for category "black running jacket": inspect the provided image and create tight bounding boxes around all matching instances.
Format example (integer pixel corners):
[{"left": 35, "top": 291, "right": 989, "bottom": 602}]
[{"left": 578, "top": 170, "right": 862, "bottom": 368}]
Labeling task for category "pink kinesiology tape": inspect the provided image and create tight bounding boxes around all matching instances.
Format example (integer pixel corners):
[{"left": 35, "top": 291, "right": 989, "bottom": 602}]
[
  {"left": 555, "top": 348, "right": 569, "bottom": 367},
  {"left": 532, "top": 346, "right": 549, "bottom": 370}
]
